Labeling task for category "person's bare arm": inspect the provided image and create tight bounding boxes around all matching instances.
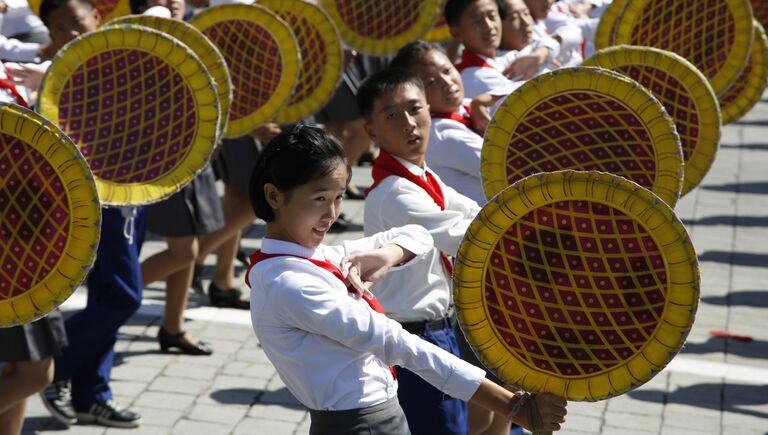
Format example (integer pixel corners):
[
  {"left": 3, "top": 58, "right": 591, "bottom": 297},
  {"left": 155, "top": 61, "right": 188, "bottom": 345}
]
[{"left": 469, "top": 379, "right": 568, "bottom": 432}]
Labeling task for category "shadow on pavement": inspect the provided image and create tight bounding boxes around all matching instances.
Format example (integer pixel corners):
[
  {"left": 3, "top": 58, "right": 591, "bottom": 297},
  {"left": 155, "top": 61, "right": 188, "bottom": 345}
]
[
  {"left": 210, "top": 387, "right": 305, "bottom": 410},
  {"left": 720, "top": 143, "right": 768, "bottom": 152},
  {"left": 734, "top": 119, "right": 768, "bottom": 127},
  {"left": 697, "top": 251, "right": 768, "bottom": 267},
  {"left": 682, "top": 215, "right": 768, "bottom": 227},
  {"left": 628, "top": 383, "right": 768, "bottom": 419},
  {"left": 700, "top": 182, "right": 768, "bottom": 194},
  {"left": 681, "top": 337, "right": 768, "bottom": 359},
  {"left": 701, "top": 291, "right": 768, "bottom": 307}
]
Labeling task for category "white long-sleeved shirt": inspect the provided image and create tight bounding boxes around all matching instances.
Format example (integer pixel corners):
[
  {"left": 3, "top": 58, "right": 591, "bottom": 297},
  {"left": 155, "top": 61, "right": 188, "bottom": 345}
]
[
  {"left": 428, "top": 104, "right": 486, "bottom": 205},
  {"left": 249, "top": 227, "right": 486, "bottom": 411},
  {"left": 0, "top": 0, "right": 48, "bottom": 62},
  {"left": 364, "top": 157, "right": 481, "bottom": 321}
]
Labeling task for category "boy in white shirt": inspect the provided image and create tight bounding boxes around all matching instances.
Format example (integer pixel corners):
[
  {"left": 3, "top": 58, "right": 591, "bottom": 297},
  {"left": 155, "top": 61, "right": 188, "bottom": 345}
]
[
  {"left": 389, "top": 41, "right": 489, "bottom": 205},
  {"left": 445, "top": 0, "right": 557, "bottom": 99}
]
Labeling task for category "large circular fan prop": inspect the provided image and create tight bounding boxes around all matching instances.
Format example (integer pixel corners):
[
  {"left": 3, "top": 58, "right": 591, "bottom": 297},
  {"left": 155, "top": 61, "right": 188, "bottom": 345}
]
[
  {"left": 107, "top": 15, "right": 233, "bottom": 140},
  {"left": 38, "top": 25, "right": 220, "bottom": 206},
  {"left": 0, "top": 104, "right": 100, "bottom": 327},
  {"left": 482, "top": 67, "right": 684, "bottom": 208},
  {"left": 752, "top": 0, "right": 768, "bottom": 31},
  {"left": 190, "top": 4, "right": 299, "bottom": 137},
  {"left": 425, "top": 0, "right": 451, "bottom": 42},
  {"left": 258, "top": 0, "right": 343, "bottom": 124},
  {"left": 454, "top": 170, "right": 699, "bottom": 408},
  {"left": 319, "top": 0, "right": 441, "bottom": 55},
  {"left": 718, "top": 22, "right": 768, "bottom": 124},
  {"left": 614, "top": 0, "right": 754, "bottom": 95},
  {"left": 583, "top": 46, "right": 721, "bottom": 196},
  {"left": 593, "top": 0, "right": 626, "bottom": 51}
]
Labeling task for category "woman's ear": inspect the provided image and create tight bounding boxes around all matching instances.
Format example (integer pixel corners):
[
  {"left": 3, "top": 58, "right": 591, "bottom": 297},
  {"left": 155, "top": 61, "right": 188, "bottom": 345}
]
[{"left": 264, "top": 183, "right": 282, "bottom": 211}]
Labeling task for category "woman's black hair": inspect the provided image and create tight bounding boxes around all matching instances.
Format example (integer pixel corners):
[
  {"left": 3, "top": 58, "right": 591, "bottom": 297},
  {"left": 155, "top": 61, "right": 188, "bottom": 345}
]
[
  {"left": 39, "top": 0, "right": 93, "bottom": 27},
  {"left": 444, "top": 0, "right": 506, "bottom": 27},
  {"left": 389, "top": 40, "right": 446, "bottom": 70},
  {"left": 249, "top": 125, "right": 351, "bottom": 222}
]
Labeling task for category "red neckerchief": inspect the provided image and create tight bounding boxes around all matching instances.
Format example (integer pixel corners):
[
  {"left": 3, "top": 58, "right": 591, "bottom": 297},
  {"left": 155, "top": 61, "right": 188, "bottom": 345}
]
[
  {"left": 455, "top": 49, "right": 495, "bottom": 72},
  {"left": 0, "top": 73, "right": 29, "bottom": 108},
  {"left": 246, "top": 250, "right": 396, "bottom": 379},
  {"left": 431, "top": 104, "right": 473, "bottom": 130},
  {"left": 364, "top": 150, "right": 454, "bottom": 277}
]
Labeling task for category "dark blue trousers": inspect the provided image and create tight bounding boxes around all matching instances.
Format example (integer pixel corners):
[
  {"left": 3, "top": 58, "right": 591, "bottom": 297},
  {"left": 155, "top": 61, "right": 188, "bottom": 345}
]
[
  {"left": 396, "top": 319, "right": 468, "bottom": 435},
  {"left": 54, "top": 207, "right": 146, "bottom": 410}
]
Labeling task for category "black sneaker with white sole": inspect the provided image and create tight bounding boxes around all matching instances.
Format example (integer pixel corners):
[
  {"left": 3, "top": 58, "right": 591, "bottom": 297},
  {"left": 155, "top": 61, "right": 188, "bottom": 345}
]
[
  {"left": 39, "top": 380, "right": 77, "bottom": 425},
  {"left": 76, "top": 400, "right": 141, "bottom": 428}
]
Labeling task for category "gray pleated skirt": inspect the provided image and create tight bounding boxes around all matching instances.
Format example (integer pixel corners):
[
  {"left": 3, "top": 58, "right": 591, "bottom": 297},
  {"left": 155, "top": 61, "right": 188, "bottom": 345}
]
[{"left": 309, "top": 397, "right": 410, "bottom": 435}]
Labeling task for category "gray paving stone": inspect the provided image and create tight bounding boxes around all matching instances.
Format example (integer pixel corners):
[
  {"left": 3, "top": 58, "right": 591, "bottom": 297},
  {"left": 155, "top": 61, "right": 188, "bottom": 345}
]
[
  {"left": 134, "top": 391, "right": 196, "bottom": 411},
  {"left": 560, "top": 414, "right": 601, "bottom": 433},
  {"left": 104, "top": 425, "right": 171, "bottom": 435},
  {"left": 220, "top": 361, "right": 276, "bottom": 380},
  {"left": 128, "top": 406, "right": 184, "bottom": 427},
  {"left": 186, "top": 403, "right": 248, "bottom": 424},
  {"left": 149, "top": 376, "right": 210, "bottom": 395},
  {"left": 233, "top": 417, "right": 297, "bottom": 435},
  {"left": 109, "top": 379, "right": 149, "bottom": 396},
  {"left": 162, "top": 362, "right": 219, "bottom": 380},
  {"left": 603, "top": 412, "right": 661, "bottom": 432},
  {"left": 247, "top": 403, "right": 307, "bottom": 423},
  {"left": 171, "top": 419, "right": 234, "bottom": 435}
]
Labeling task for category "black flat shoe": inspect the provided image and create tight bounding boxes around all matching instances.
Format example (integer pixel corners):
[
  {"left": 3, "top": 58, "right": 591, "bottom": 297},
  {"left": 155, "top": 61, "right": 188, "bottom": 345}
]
[
  {"left": 357, "top": 151, "right": 375, "bottom": 166},
  {"left": 236, "top": 247, "right": 250, "bottom": 266},
  {"left": 191, "top": 264, "right": 205, "bottom": 295},
  {"left": 157, "top": 327, "right": 213, "bottom": 356},
  {"left": 208, "top": 282, "right": 250, "bottom": 310},
  {"left": 345, "top": 186, "right": 365, "bottom": 200}
]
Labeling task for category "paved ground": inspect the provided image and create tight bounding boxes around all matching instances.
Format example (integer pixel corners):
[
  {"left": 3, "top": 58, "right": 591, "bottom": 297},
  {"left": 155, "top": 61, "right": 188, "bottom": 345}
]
[{"left": 20, "top": 96, "right": 768, "bottom": 434}]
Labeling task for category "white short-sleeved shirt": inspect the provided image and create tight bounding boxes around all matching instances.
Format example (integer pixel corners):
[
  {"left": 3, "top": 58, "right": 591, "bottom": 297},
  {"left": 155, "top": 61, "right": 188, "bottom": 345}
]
[
  {"left": 457, "top": 50, "right": 524, "bottom": 99},
  {"left": 428, "top": 105, "right": 486, "bottom": 205},
  {"left": 249, "top": 227, "right": 486, "bottom": 411},
  {"left": 364, "top": 157, "right": 481, "bottom": 321}
]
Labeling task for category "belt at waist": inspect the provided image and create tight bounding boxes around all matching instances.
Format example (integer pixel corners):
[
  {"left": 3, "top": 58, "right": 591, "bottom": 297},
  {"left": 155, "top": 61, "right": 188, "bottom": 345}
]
[
  {"left": 400, "top": 314, "right": 456, "bottom": 335},
  {"left": 309, "top": 397, "right": 400, "bottom": 425}
]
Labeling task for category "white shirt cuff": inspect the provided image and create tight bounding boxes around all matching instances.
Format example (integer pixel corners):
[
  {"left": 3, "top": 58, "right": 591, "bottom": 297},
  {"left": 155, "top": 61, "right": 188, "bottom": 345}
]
[{"left": 441, "top": 360, "right": 487, "bottom": 402}]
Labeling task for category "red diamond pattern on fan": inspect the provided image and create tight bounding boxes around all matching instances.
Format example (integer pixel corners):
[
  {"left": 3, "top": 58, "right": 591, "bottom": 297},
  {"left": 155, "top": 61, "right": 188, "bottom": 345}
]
[
  {"left": 505, "top": 91, "right": 656, "bottom": 188},
  {"left": 629, "top": 0, "right": 735, "bottom": 82},
  {"left": 0, "top": 134, "right": 69, "bottom": 300},
  {"left": 719, "top": 52, "right": 753, "bottom": 106},
  {"left": 484, "top": 200, "right": 667, "bottom": 377},
  {"left": 204, "top": 20, "right": 283, "bottom": 122},
  {"left": 614, "top": 65, "right": 698, "bottom": 161},
  {"left": 273, "top": 12, "right": 327, "bottom": 106},
  {"left": 58, "top": 49, "right": 197, "bottom": 184},
  {"left": 335, "top": 0, "right": 421, "bottom": 39}
]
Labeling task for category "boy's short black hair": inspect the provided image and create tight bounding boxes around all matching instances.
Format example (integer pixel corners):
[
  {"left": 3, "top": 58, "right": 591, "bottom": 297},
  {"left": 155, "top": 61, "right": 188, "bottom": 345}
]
[
  {"left": 39, "top": 0, "right": 93, "bottom": 26},
  {"left": 249, "top": 125, "right": 351, "bottom": 222},
  {"left": 444, "top": 0, "right": 506, "bottom": 27},
  {"left": 356, "top": 68, "right": 425, "bottom": 119},
  {"left": 389, "top": 40, "right": 445, "bottom": 70}
]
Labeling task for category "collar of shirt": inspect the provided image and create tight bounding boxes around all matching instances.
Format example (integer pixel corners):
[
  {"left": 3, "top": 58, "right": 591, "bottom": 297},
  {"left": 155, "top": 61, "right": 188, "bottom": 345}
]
[
  {"left": 260, "top": 237, "right": 324, "bottom": 261},
  {"left": 392, "top": 155, "right": 428, "bottom": 179}
]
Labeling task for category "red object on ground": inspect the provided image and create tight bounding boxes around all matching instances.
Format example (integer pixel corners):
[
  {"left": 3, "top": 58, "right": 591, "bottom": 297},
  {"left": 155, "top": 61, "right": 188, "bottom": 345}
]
[{"left": 709, "top": 330, "right": 754, "bottom": 342}]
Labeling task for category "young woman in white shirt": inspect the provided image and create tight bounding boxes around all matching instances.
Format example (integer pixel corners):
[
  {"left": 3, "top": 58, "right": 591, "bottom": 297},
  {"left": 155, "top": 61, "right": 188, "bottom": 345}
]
[{"left": 246, "top": 125, "right": 567, "bottom": 434}]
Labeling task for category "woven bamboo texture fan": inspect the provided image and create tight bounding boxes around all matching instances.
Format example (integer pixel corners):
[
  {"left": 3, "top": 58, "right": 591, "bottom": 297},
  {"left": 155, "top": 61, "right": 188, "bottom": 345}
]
[
  {"left": 29, "top": 0, "right": 130, "bottom": 24},
  {"left": 107, "top": 15, "right": 233, "bottom": 140},
  {"left": 0, "top": 104, "right": 100, "bottom": 327},
  {"left": 593, "top": 0, "right": 625, "bottom": 51},
  {"left": 614, "top": 0, "right": 754, "bottom": 95},
  {"left": 319, "top": 0, "right": 441, "bottom": 55},
  {"left": 752, "top": 0, "right": 768, "bottom": 31},
  {"left": 454, "top": 170, "right": 699, "bottom": 404},
  {"left": 37, "top": 25, "right": 220, "bottom": 206},
  {"left": 190, "top": 4, "right": 299, "bottom": 137},
  {"left": 258, "top": 0, "right": 343, "bottom": 124},
  {"left": 425, "top": 0, "right": 451, "bottom": 42},
  {"left": 719, "top": 22, "right": 768, "bottom": 124},
  {"left": 583, "top": 46, "right": 721, "bottom": 197},
  {"left": 482, "top": 67, "right": 683, "bottom": 208}
]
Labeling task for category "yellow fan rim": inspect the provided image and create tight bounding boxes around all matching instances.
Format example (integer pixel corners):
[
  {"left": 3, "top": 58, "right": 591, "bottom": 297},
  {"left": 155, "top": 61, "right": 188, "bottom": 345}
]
[
  {"left": 482, "top": 67, "right": 684, "bottom": 208},
  {"left": 583, "top": 45, "right": 722, "bottom": 197},
  {"left": 720, "top": 22, "right": 768, "bottom": 124},
  {"left": 0, "top": 104, "right": 100, "bottom": 327},
  {"left": 454, "top": 170, "right": 699, "bottom": 401},
  {"left": 593, "top": 0, "right": 626, "bottom": 51},
  {"left": 37, "top": 25, "right": 220, "bottom": 206}
]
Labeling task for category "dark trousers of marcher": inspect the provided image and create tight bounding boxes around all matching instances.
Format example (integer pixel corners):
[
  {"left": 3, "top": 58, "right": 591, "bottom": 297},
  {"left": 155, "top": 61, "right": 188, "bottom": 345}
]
[
  {"left": 54, "top": 207, "right": 147, "bottom": 410},
  {"left": 396, "top": 318, "right": 468, "bottom": 435}
]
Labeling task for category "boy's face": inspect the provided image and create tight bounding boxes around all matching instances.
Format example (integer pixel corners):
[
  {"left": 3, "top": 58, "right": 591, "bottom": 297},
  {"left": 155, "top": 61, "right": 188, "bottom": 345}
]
[
  {"left": 268, "top": 162, "right": 348, "bottom": 249},
  {"left": 364, "top": 83, "right": 431, "bottom": 167},
  {"left": 523, "top": 0, "right": 553, "bottom": 21},
  {"left": 501, "top": 0, "right": 534, "bottom": 50},
  {"left": 449, "top": 0, "right": 502, "bottom": 58},
  {"left": 47, "top": 0, "right": 101, "bottom": 53},
  {"left": 411, "top": 50, "right": 464, "bottom": 114}
]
